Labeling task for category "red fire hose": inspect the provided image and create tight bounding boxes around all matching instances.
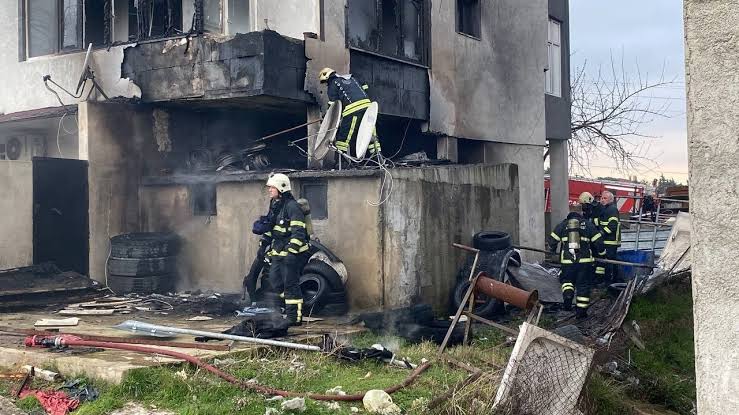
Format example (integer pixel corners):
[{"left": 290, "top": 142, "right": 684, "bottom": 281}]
[{"left": 25, "top": 335, "right": 431, "bottom": 402}]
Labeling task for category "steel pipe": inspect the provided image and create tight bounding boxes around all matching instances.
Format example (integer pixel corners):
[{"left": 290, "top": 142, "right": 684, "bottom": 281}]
[
  {"left": 114, "top": 320, "right": 321, "bottom": 352},
  {"left": 474, "top": 274, "right": 538, "bottom": 311}
]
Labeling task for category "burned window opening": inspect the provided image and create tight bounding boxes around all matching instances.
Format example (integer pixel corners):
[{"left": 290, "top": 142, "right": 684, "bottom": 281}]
[
  {"left": 347, "top": 0, "right": 427, "bottom": 64},
  {"left": 457, "top": 0, "right": 481, "bottom": 38},
  {"left": 85, "top": 0, "right": 108, "bottom": 46},
  {"left": 301, "top": 181, "right": 328, "bottom": 220},
  {"left": 131, "top": 0, "right": 185, "bottom": 40},
  {"left": 190, "top": 182, "right": 217, "bottom": 216}
]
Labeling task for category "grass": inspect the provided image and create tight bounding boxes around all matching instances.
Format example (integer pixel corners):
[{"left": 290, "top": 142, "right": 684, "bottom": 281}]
[
  {"left": 584, "top": 279, "right": 696, "bottom": 415},
  {"left": 73, "top": 326, "right": 513, "bottom": 415}
]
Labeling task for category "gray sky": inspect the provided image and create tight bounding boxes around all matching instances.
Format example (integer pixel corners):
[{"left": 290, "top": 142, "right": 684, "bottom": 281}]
[{"left": 569, "top": 0, "right": 688, "bottom": 182}]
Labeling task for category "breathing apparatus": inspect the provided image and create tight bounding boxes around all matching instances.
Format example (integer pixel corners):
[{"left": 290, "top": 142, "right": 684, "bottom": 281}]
[{"left": 566, "top": 218, "right": 582, "bottom": 259}]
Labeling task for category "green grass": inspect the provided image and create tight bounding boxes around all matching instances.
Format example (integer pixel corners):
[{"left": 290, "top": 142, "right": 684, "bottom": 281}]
[
  {"left": 76, "top": 327, "right": 513, "bottom": 415},
  {"left": 627, "top": 281, "right": 696, "bottom": 414},
  {"left": 584, "top": 280, "right": 696, "bottom": 415}
]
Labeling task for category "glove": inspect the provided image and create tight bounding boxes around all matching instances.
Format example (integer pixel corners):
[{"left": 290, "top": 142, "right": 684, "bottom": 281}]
[{"left": 252, "top": 216, "right": 272, "bottom": 235}]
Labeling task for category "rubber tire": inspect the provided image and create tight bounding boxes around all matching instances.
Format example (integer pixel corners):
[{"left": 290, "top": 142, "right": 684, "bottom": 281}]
[
  {"left": 315, "top": 302, "right": 348, "bottom": 317},
  {"left": 107, "top": 256, "right": 177, "bottom": 277},
  {"left": 107, "top": 274, "right": 171, "bottom": 295},
  {"left": 299, "top": 274, "right": 328, "bottom": 309},
  {"left": 399, "top": 321, "right": 464, "bottom": 345},
  {"left": 473, "top": 231, "right": 512, "bottom": 251},
  {"left": 451, "top": 279, "right": 503, "bottom": 318},
  {"left": 302, "top": 261, "right": 344, "bottom": 292},
  {"left": 110, "top": 233, "right": 180, "bottom": 259},
  {"left": 554, "top": 325, "right": 586, "bottom": 345},
  {"left": 322, "top": 290, "right": 347, "bottom": 305}
]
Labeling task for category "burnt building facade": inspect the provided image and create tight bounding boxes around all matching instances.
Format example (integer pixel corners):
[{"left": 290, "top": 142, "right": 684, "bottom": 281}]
[{"left": 0, "top": 0, "right": 570, "bottom": 311}]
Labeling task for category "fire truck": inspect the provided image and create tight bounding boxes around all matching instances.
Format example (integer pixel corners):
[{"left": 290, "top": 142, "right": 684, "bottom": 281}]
[{"left": 544, "top": 177, "right": 645, "bottom": 214}]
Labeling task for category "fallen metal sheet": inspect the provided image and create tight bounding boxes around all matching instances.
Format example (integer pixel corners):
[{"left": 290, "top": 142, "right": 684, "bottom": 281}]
[
  {"left": 638, "top": 212, "right": 691, "bottom": 293},
  {"left": 507, "top": 263, "right": 562, "bottom": 303},
  {"left": 493, "top": 322, "right": 594, "bottom": 415}
]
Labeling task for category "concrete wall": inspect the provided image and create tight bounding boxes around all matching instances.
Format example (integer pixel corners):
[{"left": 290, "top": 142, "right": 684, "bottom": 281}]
[
  {"left": 545, "top": 0, "right": 571, "bottom": 141},
  {"left": 684, "top": 2, "right": 739, "bottom": 413},
  {"left": 0, "top": 161, "right": 33, "bottom": 268},
  {"left": 79, "top": 102, "right": 162, "bottom": 281},
  {"left": 482, "top": 142, "right": 546, "bottom": 261},
  {"left": 382, "top": 164, "right": 519, "bottom": 311},
  {"left": 428, "top": 0, "right": 548, "bottom": 146}
]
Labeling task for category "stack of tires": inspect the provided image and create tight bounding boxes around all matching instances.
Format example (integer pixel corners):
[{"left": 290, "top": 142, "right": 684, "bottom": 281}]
[
  {"left": 450, "top": 231, "right": 519, "bottom": 318},
  {"left": 107, "top": 232, "right": 180, "bottom": 295},
  {"left": 299, "top": 260, "right": 348, "bottom": 316}
]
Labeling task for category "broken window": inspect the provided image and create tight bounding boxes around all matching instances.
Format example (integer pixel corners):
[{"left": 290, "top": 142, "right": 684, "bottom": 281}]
[
  {"left": 226, "top": 0, "right": 249, "bottom": 34},
  {"left": 190, "top": 183, "right": 217, "bottom": 216},
  {"left": 85, "top": 1, "right": 107, "bottom": 46},
  {"left": 347, "top": 0, "right": 427, "bottom": 64},
  {"left": 456, "top": 0, "right": 481, "bottom": 38},
  {"left": 130, "top": 0, "right": 183, "bottom": 40}
]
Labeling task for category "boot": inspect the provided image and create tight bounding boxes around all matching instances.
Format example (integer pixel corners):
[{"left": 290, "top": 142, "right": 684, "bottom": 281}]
[
  {"left": 285, "top": 304, "right": 302, "bottom": 327},
  {"left": 562, "top": 291, "right": 574, "bottom": 311}
]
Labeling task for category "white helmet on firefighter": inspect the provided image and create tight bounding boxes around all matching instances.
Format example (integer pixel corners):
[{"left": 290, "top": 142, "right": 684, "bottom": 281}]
[
  {"left": 578, "top": 192, "right": 595, "bottom": 205},
  {"left": 319, "top": 67, "right": 336, "bottom": 83},
  {"left": 266, "top": 173, "right": 291, "bottom": 193}
]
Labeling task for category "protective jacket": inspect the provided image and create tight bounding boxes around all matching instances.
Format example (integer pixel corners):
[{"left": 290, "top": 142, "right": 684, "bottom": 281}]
[
  {"left": 547, "top": 212, "right": 605, "bottom": 264},
  {"left": 263, "top": 193, "right": 310, "bottom": 257},
  {"left": 327, "top": 74, "right": 381, "bottom": 155},
  {"left": 595, "top": 202, "right": 621, "bottom": 246}
]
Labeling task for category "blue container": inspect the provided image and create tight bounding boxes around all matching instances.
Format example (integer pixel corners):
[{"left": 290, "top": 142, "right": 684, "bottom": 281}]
[{"left": 617, "top": 250, "right": 654, "bottom": 280}]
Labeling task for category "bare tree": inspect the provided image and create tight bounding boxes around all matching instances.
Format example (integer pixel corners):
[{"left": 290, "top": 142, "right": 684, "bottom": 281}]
[{"left": 564, "top": 55, "right": 677, "bottom": 173}]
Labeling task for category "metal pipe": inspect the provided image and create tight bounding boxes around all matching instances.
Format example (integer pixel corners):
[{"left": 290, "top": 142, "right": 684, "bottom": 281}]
[
  {"left": 651, "top": 201, "right": 663, "bottom": 253},
  {"left": 113, "top": 320, "right": 321, "bottom": 352},
  {"left": 474, "top": 274, "right": 538, "bottom": 311},
  {"left": 512, "top": 245, "right": 657, "bottom": 268},
  {"left": 635, "top": 201, "right": 643, "bottom": 251}
]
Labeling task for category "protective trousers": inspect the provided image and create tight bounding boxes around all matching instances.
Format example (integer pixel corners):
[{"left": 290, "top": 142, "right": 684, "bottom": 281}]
[
  {"left": 268, "top": 253, "right": 309, "bottom": 323},
  {"left": 335, "top": 107, "right": 381, "bottom": 157},
  {"left": 559, "top": 262, "right": 593, "bottom": 316},
  {"left": 604, "top": 246, "right": 619, "bottom": 283}
]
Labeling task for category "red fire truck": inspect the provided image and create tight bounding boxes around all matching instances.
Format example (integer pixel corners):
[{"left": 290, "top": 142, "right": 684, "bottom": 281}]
[{"left": 544, "top": 177, "right": 645, "bottom": 214}]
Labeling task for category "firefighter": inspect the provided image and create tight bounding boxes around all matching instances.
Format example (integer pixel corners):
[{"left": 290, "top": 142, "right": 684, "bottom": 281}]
[
  {"left": 261, "top": 173, "right": 311, "bottom": 325},
  {"left": 595, "top": 191, "right": 622, "bottom": 283},
  {"left": 319, "top": 68, "right": 381, "bottom": 158},
  {"left": 547, "top": 205, "right": 605, "bottom": 318},
  {"left": 579, "top": 192, "right": 598, "bottom": 222}
]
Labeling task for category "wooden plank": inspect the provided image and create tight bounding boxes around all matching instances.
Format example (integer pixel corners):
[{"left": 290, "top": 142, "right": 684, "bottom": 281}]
[{"left": 463, "top": 312, "right": 519, "bottom": 336}]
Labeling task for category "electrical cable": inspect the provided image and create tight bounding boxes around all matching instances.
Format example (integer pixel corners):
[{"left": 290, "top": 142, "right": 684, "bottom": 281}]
[{"left": 388, "top": 119, "right": 412, "bottom": 160}]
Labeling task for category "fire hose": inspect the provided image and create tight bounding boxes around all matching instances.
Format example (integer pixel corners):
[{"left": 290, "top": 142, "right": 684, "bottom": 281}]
[{"left": 24, "top": 335, "right": 431, "bottom": 402}]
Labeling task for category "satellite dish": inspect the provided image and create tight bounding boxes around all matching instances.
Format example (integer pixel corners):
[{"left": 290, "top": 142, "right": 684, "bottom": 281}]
[
  {"left": 355, "top": 102, "right": 378, "bottom": 159},
  {"left": 313, "top": 101, "right": 342, "bottom": 161},
  {"left": 75, "top": 43, "right": 93, "bottom": 95}
]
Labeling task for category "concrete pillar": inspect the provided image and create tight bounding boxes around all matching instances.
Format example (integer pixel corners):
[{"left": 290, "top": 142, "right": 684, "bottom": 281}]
[
  {"left": 482, "top": 142, "right": 545, "bottom": 262},
  {"left": 437, "top": 136, "right": 459, "bottom": 162},
  {"left": 685, "top": 2, "right": 739, "bottom": 413},
  {"left": 548, "top": 139, "right": 569, "bottom": 223}
]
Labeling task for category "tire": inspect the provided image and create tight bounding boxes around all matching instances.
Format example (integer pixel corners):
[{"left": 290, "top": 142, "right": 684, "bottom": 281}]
[
  {"left": 457, "top": 249, "right": 518, "bottom": 282},
  {"left": 107, "top": 274, "right": 171, "bottom": 295},
  {"left": 110, "top": 232, "right": 180, "bottom": 259},
  {"left": 473, "top": 231, "right": 512, "bottom": 251},
  {"left": 299, "top": 274, "right": 328, "bottom": 308},
  {"left": 315, "top": 302, "right": 349, "bottom": 317},
  {"left": 107, "top": 256, "right": 177, "bottom": 277},
  {"left": 303, "top": 261, "right": 344, "bottom": 292},
  {"left": 554, "top": 325, "right": 586, "bottom": 345},
  {"left": 451, "top": 279, "right": 503, "bottom": 318},
  {"left": 322, "top": 290, "right": 347, "bottom": 304}
]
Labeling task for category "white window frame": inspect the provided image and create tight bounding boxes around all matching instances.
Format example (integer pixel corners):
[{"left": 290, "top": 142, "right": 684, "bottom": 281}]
[{"left": 546, "top": 18, "right": 562, "bottom": 98}]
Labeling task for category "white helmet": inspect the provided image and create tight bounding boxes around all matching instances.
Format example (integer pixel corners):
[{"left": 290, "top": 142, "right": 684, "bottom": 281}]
[
  {"left": 266, "top": 173, "right": 291, "bottom": 193},
  {"left": 578, "top": 192, "right": 594, "bottom": 205},
  {"left": 319, "top": 67, "right": 336, "bottom": 83}
]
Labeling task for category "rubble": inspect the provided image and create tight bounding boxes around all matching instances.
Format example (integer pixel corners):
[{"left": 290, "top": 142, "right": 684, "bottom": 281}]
[
  {"left": 280, "top": 397, "right": 306, "bottom": 412},
  {"left": 363, "top": 390, "right": 401, "bottom": 415}
]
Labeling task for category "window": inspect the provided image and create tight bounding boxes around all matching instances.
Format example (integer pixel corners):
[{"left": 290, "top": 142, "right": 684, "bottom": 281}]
[
  {"left": 301, "top": 181, "right": 328, "bottom": 220},
  {"left": 190, "top": 183, "right": 217, "bottom": 216},
  {"left": 347, "top": 0, "right": 427, "bottom": 64},
  {"left": 456, "top": 0, "right": 480, "bottom": 38},
  {"left": 226, "top": 0, "right": 249, "bottom": 34},
  {"left": 25, "top": 0, "right": 81, "bottom": 58},
  {"left": 546, "top": 19, "right": 562, "bottom": 97}
]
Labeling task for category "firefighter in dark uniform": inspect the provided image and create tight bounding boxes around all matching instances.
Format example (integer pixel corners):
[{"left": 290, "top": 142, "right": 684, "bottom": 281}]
[
  {"left": 579, "top": 192, "right": 608, "bottom": 281},
  {"left": 595, "top": 191, "right": 621, "bottom": 283},
  {"left": 319, "top": 68, "right": 381, "bottom": 157},
  {"left": 260, "top": 173, "right": 310, "bottom": 325},
  {"left": 547, "top": 207, "right": 605, "bottom": 318}
]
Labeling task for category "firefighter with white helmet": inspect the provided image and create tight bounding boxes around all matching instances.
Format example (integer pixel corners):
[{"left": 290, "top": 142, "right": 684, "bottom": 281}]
[
  {"left": 319, "top": 67, "right": 381, "bottom": 157},
  {"left": 251, "top": 173, "right": 311, "bottom": 325}
]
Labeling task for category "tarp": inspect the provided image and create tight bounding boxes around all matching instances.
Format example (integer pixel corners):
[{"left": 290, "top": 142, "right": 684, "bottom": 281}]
[
  {"left": 507, "top": 263, "right": 562, "bottom": 303},
  {"left": 638, "top": 212, "right": 691, "bottom": 293}
]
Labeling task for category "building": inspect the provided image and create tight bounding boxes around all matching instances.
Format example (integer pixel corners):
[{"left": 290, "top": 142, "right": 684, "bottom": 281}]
[
  {"left": 684, "top": 1, "right": 739, "bottom": 413},
  {"left": 0, "top": 0, "right": 570, "bottom": 311}
]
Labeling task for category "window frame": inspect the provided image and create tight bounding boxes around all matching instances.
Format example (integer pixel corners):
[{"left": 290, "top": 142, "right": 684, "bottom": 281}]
[
  {"left": 456, "top": 0, "right": 481, "bottom": 39},
  {"left": 546, "top": 18, "right": 562, "bottom": 98},
  {"left": 346, "top": 0, "right": 430, "bottom": 66}
]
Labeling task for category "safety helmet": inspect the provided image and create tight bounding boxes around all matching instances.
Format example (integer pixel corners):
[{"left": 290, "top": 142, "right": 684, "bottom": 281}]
[
  {"left": 266, "top": 173, "right": 291, "bottom": 193},
  {"left": 578, "top": 192, "right": 595, "bottom": 205},
  {"left": 319, "top": 67, "right": 336, "bottom": 83}
]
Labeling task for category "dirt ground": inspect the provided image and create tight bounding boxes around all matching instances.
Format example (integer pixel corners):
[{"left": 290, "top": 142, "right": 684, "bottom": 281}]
[{"left": 0, "top": 395, "right": 25, "bottom": 415}]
